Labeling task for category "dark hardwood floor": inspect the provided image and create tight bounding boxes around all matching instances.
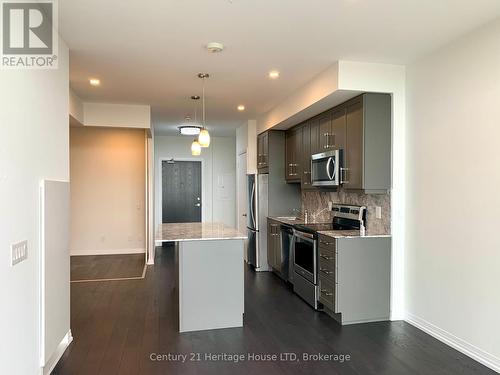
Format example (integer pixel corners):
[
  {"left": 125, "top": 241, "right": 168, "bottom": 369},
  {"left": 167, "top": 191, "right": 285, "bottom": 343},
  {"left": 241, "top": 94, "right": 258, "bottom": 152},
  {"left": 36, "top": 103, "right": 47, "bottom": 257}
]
[
  {"left": 71, "top": 254, "right": 145, "bottom": 281},
  {"left": 55, "top": 245, "right": 494, "bottom": 375}
]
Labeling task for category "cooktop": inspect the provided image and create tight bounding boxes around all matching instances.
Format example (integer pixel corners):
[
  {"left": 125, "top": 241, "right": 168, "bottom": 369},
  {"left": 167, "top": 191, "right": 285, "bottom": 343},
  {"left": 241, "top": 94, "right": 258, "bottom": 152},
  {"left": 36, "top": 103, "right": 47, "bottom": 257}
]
[{"left": 293, "top": 204, "right": 366, "bottom": 234}]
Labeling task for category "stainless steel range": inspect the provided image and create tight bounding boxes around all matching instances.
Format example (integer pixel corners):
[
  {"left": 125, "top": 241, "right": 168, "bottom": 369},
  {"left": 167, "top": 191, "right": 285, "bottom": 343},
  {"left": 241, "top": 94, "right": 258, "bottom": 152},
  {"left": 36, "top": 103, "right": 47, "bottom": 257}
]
[{"left": 292, "top": 204, "right": 366, "bottom": 309}]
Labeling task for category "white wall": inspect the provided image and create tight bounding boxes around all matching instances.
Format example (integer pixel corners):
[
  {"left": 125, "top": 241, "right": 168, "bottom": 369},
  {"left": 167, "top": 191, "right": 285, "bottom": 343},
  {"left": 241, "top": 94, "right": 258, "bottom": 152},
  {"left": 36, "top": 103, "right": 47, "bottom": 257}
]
[
  {"left": 154, "top": 136, "right": 236, "bottom": 229},
  {"left": 236, "top": 120, "right": 257, "bottom": 174},
  {"left": 0, "top": 42, "right": 70, "bottom": 374},
  {"left": 83, "top": 102, "right": 151, "bottom": 129},
  {"left": 69, "top": 89, "right": 84, "bottom": 123},
  {"left": 70, "top": 127, "right": 146, "bottom": 255},
  {"left": 405, "top": 19, "right": 500, "bottom": 371}
]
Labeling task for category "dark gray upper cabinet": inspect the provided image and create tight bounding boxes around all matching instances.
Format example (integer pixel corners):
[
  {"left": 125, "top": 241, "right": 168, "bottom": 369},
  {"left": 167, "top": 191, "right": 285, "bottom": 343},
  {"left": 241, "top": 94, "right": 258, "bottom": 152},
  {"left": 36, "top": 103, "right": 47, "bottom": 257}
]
[
  {"left": 257, "top": 131, "right": 269, "bottom": 172},
  {"left": 309, "top": 118, "right": 321, "bottom": 155},
  {"left": 343, "top": 93, "right": 392, "bottom": 193},
  {"left": 301, "top": 122, "right": 314, "bottom": 189},
  {"left": 331, "top": 106, "right": 347, "bottom": 151},
  {"left": 285, "top": 127, "right": 302, "bottom": 183},
  {"left": 279, "top": 93, "right": 391, "bottom": 193},
  {"left": 318, "top": 112, "right": 332, "bottom": 152}
]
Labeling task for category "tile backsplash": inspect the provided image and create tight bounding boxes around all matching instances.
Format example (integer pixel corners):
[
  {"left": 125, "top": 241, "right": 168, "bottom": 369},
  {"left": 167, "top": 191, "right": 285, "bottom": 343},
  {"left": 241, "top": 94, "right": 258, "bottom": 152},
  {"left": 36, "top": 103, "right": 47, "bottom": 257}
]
[{"left": 302, "top": 190, "right": 391, "bottom": 235}]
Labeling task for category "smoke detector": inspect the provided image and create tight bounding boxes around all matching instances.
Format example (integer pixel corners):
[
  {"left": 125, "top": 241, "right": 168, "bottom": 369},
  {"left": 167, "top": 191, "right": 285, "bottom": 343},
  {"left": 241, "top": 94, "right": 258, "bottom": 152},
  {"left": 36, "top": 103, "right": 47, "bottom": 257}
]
[{"left": 206, "top": 42, "right": 224, "bottom": 53}]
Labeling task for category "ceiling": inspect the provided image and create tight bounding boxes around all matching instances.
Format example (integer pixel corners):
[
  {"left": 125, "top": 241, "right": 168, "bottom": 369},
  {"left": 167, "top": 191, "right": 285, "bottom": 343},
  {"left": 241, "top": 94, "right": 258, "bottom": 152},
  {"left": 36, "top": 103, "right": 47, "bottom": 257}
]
[{"left": 60, "top": 0, "right": 500, "bottom": 136}]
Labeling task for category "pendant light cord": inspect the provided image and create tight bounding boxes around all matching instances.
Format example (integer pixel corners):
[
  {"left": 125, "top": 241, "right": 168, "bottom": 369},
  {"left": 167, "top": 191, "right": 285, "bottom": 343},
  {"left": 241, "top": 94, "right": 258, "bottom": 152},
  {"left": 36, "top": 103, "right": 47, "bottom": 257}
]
[{"left": 202, "top": 77, "right": 206, "bottom": 129}]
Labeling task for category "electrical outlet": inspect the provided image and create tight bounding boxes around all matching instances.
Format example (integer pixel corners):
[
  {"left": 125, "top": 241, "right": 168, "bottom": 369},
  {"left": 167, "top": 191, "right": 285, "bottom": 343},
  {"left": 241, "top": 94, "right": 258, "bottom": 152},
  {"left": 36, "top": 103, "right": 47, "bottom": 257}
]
[
  {"left": 11, "top": 240, "right": 28, "bottom": 266},
  {"left": 328, "top": 201, "right": 333, "bottom": 210},
  {"left": 375, "top": 206, "right": 382, "bottom": 219}
]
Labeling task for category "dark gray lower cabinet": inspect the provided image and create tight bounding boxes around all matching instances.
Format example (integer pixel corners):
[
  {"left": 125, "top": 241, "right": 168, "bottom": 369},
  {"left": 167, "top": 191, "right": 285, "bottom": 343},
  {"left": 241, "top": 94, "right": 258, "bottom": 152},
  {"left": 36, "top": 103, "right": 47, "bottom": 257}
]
[
  {"left": 267, "top": 219, "right": 281, "bottom": 271},
  {"left": 317, "top": 234, "right": 391, "bottom": 325}
]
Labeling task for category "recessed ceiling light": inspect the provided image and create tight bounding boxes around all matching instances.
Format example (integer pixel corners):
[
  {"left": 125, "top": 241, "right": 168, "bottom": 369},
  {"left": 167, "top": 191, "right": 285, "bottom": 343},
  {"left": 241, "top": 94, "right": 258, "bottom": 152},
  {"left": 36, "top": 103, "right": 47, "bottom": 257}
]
[
  {"left": 89, "top": 78, "right": 100, "bottom": 86},
  {"left": 268, "top": 70, "right": 280, "bottom": 79},
  {"left": 206, "top": 42, "right": 224, "bottom": 53},
  {"left": 237, "top": 105, "right": 245, "bottom": 111}
]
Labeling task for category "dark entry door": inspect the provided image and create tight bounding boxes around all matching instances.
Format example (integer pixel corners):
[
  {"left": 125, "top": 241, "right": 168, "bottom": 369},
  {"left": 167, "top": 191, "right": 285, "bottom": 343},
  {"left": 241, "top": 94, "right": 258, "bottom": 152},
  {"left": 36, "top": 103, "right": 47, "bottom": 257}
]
[{"left": 162, "top": 160, "right": 202, "bottom": 223}]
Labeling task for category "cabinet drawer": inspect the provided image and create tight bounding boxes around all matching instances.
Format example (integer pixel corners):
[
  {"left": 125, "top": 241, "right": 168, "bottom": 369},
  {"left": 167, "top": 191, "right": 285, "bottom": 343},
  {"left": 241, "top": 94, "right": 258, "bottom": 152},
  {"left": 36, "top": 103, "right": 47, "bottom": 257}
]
[
  {"left": 318, "top": 246, "right": 335, "bottom": 264},
  {"left": 318, "top": 257, "right": 335, "bottom": 282},
  {"left": 318, "top": 235, "right": 335, "bottom": 251},
  {"left": 319, "top": 275, "right": 336, "bottom": 312}
]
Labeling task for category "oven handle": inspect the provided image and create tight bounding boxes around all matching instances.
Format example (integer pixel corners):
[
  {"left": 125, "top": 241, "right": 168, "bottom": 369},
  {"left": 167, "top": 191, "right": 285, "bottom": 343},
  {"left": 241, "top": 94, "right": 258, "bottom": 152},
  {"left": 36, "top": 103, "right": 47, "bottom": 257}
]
[{"left": 293, "top": 229, "right": 314, "bottom": 242}]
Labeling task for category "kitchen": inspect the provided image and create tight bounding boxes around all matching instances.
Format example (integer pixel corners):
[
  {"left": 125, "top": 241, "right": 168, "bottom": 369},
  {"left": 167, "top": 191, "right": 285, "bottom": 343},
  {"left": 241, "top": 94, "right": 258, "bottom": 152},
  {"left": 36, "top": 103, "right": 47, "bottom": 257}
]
[
  {"left": 7, "top": 2, "right": 500, "bottom": 374},
  {"left": 154, "top": 92, "right": 393, "bottom": 332}
]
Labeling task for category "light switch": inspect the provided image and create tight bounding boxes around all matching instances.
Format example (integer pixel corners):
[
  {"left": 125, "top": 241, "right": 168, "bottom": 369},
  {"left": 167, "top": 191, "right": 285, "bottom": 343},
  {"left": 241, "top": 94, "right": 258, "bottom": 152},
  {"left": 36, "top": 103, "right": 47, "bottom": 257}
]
[
  {"left": 11, "top": 240, "right": 28, "bottom": 266},
  {"left": 375, "top": 206, "right": 382, "bottom": 219}
]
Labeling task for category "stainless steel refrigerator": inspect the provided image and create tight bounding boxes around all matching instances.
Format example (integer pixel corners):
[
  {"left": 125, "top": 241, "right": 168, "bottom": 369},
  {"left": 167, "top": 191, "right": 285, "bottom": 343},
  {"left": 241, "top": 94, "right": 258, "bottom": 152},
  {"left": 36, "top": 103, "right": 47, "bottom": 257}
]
[{"left": 247, "top": 173, "right": 300, "bottom": 271}]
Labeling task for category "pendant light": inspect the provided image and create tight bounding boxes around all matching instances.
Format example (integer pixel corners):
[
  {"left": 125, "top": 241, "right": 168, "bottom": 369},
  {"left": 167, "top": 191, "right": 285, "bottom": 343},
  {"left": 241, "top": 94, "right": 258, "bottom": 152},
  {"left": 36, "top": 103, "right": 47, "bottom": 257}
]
[
  {"left": 191, "top": 138, "right": 201, "bottom": 156},
  {"left": 180, "top": 95, "right": 202, "bottom": 136},
  {"left": 189, "top": 95, "right": 202, "bottom": 156},
  {"left": 197, "top": 73, "right": 211, "bottom": 148}
]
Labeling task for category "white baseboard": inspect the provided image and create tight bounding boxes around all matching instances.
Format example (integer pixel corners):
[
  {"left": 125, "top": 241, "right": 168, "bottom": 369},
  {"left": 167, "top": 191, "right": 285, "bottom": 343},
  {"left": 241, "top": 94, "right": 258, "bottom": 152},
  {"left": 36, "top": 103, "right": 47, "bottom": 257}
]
[
  {"left": 70, "top": 248, "right": 146, "bottom": 256},
  {"left": 405, "top": 313, "right": 500, "bottom": 373},
  {"left": 41, "top": 330, "right": 73, "bottom": 375}
]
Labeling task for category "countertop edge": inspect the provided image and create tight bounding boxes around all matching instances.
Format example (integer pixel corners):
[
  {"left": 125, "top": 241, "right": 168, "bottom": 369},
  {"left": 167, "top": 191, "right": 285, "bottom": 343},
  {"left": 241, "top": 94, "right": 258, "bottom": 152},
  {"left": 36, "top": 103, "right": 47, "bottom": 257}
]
[{"left": 155, "top": 236, "right": 247, "bottom": 243}]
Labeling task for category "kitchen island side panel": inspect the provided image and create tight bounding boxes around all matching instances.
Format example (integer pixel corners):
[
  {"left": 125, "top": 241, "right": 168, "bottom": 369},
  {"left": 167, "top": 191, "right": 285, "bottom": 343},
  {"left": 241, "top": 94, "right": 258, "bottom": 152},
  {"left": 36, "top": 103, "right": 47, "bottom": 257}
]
[{"left": 178, "top": 239, "right": 244, "bottom": 332}]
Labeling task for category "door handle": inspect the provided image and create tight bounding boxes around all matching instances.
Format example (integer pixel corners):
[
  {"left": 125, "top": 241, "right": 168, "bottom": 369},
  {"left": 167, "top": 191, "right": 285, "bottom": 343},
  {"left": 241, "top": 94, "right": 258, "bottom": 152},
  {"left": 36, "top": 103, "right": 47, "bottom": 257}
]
[
  {"left": 195, "top": 203, "right": 201, "bottom": 207},
  {"left": 326, "top": 157, "right": 334, "bottom": 180}
]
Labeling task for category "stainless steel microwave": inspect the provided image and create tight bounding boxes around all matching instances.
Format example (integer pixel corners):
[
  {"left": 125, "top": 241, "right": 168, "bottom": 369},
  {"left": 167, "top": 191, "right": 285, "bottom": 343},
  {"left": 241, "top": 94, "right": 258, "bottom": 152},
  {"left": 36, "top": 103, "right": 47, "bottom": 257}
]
[{"left": 311, "top": 150, "right": 342, "bottom": 187}]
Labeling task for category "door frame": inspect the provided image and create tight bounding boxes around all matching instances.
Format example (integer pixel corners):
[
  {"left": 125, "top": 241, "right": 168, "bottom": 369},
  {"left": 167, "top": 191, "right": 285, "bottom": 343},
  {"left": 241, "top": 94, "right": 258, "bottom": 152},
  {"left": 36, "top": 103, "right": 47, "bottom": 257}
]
[{"left": 157, "top": 157, "right": 205, "bottom": 227}]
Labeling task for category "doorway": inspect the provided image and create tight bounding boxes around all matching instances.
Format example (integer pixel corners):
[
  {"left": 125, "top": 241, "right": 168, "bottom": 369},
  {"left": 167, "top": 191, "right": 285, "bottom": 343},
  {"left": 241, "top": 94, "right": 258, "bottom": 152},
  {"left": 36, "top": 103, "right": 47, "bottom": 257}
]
[{"left": 162, "top": 160, "right": 202, "bottom": 223}]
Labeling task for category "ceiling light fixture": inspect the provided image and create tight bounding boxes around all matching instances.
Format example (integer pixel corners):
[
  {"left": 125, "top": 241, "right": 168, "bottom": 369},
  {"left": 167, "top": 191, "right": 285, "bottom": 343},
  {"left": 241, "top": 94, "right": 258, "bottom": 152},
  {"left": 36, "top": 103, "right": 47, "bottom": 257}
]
[
  {"left": 197, "top": 73, "right": 211, "bottom": 148},
  {"left": 268, "top": 70, "right": 280, "bottom": 79},
  {"left": 206, "top": 42, "right": 224, "bottom": 53},
  {"left": 179, "top": 125, "right": 201, "bottom": 136},
  {"left": 237, "top": 105, "right": 245, "bottom": 111},
  {"left": 89, "top": 78, "right": 100, "bottom": 86},
  {"left": 191, "top": 139, "right": 201, "bottom": 156}
]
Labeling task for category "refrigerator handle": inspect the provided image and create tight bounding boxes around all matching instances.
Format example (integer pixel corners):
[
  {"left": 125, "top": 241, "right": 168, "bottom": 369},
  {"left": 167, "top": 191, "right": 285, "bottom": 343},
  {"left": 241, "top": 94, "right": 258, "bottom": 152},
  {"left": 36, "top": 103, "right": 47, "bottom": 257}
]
[{"left": 250, "top": 182, "right": 256, "bottom": 229}]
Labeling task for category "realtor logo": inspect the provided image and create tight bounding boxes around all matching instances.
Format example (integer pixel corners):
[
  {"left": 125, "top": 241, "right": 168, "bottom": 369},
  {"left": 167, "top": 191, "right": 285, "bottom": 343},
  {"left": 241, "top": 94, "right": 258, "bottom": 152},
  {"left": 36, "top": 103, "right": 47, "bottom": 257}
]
[{"left": 1, "top": 0, "right": 58, "bottom": 68}]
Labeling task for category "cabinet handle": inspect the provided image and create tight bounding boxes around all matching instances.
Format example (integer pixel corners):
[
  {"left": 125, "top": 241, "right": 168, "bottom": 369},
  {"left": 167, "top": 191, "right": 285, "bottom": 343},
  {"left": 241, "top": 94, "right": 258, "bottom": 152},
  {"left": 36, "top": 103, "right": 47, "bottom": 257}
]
[
  {"left": 320, "top": 289, "right": 333, "bottom": 297},
  {"left": 340, "top": 167, "right": 349, "bottom": 184},
  {"left": 320, "top": 254, "right": 333, "bottom": 260},
  {"left": 320, "top": 241, "right": 333, "bottom": 246},
  {"left": 323, "top": 132, "right": 329, "bottom": 149},
  {"left": 320, "top": 268, "right": 333, "bottom": 275}
]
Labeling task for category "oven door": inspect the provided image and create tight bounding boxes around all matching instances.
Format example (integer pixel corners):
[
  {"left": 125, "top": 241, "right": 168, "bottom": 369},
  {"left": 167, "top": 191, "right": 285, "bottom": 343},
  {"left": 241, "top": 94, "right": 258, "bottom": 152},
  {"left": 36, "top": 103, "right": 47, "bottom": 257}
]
[
  {"left": 311, "top": 150, "right": 341, "bottom": 186},
  {"left": 293, "top": 230, "right": 316, "bottom": 284}
]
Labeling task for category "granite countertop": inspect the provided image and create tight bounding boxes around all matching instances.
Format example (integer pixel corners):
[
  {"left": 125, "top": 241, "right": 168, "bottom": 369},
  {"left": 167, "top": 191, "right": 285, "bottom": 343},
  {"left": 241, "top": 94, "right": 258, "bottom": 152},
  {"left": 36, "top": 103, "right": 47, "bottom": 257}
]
[
  {"left": 268, "top": 216, "right": 306, "bottom": 225},
  {"left": 318, "top": 230, "right": 391, "bottom": 239},
  {"left": 155, "top": 222, "right": 247, "bottom": 243},
  {"left": 268, "top": 216, "right": 331, "bottom": 226},
  {"left": 268, "top": 216, "right": 391, "bottom": 238}
]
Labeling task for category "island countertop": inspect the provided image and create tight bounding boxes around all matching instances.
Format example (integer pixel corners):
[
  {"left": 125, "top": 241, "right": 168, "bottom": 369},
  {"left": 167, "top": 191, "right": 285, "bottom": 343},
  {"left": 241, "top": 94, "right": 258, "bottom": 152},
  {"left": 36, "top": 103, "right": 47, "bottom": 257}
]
[{"left": 155, "top": 222, "right": 247, "bottom": 243}]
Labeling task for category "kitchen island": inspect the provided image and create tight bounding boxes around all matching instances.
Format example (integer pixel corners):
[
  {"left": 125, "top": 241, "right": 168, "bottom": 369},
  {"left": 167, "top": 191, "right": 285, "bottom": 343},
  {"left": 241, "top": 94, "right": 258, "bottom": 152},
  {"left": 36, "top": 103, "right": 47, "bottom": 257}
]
[{"left": 155, "top": 222, "right": 246, "bottom": 333}]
